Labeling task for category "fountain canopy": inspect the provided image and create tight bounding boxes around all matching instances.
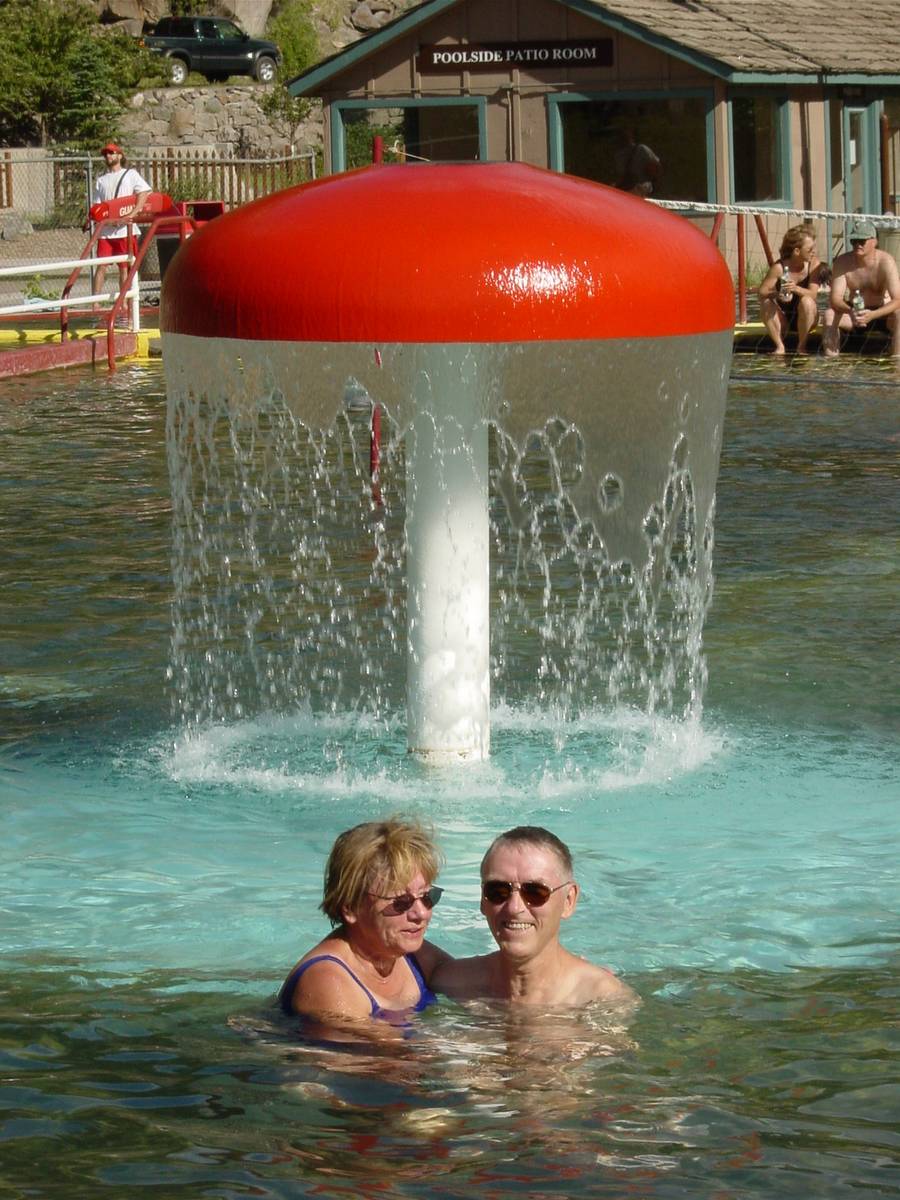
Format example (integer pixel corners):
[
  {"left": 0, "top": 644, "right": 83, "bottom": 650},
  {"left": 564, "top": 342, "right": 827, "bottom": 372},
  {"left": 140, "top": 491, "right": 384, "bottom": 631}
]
[{"left": 161, "top": 162, "right": 732, "bottom": 343}]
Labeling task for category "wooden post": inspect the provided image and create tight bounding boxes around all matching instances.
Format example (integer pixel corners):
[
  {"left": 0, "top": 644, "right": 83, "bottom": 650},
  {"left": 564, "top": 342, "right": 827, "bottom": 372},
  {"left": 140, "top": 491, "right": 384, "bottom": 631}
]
[
  {"left": 880, "top": 112, "right": 892, "bottom": 212},
  {"left": 737, "top": 213, "right": 747, "bottom": 324},
  {"left": 3, "top": 150, "right": 13, "bottom": 209}
]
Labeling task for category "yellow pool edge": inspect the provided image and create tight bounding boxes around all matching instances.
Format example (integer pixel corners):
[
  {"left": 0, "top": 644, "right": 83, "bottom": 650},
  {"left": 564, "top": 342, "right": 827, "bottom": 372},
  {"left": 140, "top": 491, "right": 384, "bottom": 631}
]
[{"left": 0, "top": 326, "right": 160, "bottom": 359}]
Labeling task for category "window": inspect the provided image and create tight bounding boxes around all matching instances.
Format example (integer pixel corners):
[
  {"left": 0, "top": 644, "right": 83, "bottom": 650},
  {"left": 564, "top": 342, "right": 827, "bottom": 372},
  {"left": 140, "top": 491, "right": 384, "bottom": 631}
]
[
  {"left": 732, "top": 96, "right": 787, "bottom": 202},
  {"left": 216, "top": 21, "right": 245, "bottom": 42},
  {"left": 558, "top": 95, "right": 710, "bottom": 202},
  {"left": 336, "top": 102, "right": 484, "bottom": 171}
]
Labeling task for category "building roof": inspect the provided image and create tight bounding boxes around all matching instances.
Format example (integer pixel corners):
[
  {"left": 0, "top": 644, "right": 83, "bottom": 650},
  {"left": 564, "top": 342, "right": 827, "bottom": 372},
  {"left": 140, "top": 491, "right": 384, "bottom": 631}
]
[
  {"left": 288, "top": 0, "right": 900, "bottom": 95},
  {"left": 588, "top": 0, "right": 900, "bottom": 78}
]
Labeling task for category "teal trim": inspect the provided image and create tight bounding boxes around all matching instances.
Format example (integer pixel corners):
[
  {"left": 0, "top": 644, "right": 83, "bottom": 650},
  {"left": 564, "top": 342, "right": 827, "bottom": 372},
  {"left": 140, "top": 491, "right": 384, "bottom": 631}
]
[
  {"left": 841, "top": 102, "right": 880, "bottom": 214},
  {"left": 288, "top": 0, "right": 458, "bottom": 95},
  {"left": 778, "top": 95, "right": 792, "bottom": 204},
  {"left": 813, "top": 73, "right": 900, "bottom": 85},
  {"left": 728, "top": 93, "right": 791, "bottom": 206},
  {"left": 331, "top": 96, "right": 488, "bottom": 172},
  {"left": 546, "top": 87, "right": 716, "bottom": 202},
  {"left": 547, "top": 97, "right": 564, "bottom": 172},
  {"left": 705, "top": 97, "right": 717, "bottom": 203}
]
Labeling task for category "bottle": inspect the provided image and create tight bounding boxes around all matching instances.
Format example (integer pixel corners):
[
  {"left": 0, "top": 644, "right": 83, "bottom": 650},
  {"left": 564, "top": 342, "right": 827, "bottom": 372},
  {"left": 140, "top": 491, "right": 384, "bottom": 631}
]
[
  {"left": 775, "top": 262, "right": 785, "bottom": 296},
  {"left": 852, "top": 289, "right": 865, "bottom": 316}
]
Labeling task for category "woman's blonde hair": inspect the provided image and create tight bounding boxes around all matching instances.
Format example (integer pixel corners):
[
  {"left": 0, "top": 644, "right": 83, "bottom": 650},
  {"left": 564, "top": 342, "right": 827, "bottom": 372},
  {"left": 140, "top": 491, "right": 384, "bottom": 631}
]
[
  {"left": 320, "top": 816, "right": 441, "bottom": 925},
  {"left": 780, "top": 224, "right": 816, "bottom": 260}
]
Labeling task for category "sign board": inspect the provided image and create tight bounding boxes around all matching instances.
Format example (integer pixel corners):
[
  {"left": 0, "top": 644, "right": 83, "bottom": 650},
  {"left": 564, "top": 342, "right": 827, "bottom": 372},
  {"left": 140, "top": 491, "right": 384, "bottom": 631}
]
[{"left": 417, "top": 40, "right": 614, "bottom": 72}]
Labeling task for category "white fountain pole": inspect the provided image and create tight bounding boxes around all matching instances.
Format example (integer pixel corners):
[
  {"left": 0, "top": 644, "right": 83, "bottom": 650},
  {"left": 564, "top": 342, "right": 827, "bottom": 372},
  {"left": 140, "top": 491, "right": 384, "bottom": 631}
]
[{"left": 405, "top": 346, "right": 490, "bottom": 762}]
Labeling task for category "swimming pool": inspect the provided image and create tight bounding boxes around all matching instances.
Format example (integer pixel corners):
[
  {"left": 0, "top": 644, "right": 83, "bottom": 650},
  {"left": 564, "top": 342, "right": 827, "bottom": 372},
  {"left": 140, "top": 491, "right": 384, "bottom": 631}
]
[{"left": 1, "top": 357, "right": 897, "bottom": 1197}]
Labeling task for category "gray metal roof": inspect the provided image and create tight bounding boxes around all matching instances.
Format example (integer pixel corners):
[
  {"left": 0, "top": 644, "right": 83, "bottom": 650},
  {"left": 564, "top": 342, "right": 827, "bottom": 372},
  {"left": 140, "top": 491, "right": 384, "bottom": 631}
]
[{"left": 288, "top": 0, "right": 900, "bottom": 95}]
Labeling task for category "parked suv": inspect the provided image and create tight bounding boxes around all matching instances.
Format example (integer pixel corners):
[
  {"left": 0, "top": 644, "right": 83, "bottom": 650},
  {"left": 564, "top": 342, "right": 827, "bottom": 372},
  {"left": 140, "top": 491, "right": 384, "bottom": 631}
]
[{"left": 142, "top": 16, "right": 281, "bottom": 85}]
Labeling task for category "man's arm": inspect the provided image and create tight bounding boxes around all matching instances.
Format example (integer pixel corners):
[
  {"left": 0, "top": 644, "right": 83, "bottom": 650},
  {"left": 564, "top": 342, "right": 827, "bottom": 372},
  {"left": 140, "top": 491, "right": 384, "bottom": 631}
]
[
  {"left": 129, "top": 171, "right": 153, "bottom": 220},
  {"left": 431, "top": 953, "right": 491, "bottom": 1000},
  {"left": 414, "top": 938, "right": 453, "bottom": 980},
  {"left": 829, "top": 268, "right": 852, "bottom": 317}
]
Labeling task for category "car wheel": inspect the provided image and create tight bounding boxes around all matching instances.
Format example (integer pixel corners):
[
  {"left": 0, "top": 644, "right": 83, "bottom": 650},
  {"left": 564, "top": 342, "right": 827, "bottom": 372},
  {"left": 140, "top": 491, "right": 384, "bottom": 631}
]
[
  {"left": 169, "top": 57, "right": 189, "bottom": 86},
  {"left": 254, "top": 56, "right": 276, "bottom": 83}
]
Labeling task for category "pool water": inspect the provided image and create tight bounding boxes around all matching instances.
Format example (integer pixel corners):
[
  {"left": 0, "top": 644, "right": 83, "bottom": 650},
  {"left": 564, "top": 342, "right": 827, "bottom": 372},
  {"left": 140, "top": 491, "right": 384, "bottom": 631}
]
[{"left": 1, "top": 357, "right": 898, "bottom": 1198}]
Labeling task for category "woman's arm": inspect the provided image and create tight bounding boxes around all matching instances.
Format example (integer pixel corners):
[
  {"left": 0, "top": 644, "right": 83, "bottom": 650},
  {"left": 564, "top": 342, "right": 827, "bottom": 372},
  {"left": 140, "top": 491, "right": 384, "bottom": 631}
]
[{"left": 758, "top": 261, "right": 782, "bottom": 300}]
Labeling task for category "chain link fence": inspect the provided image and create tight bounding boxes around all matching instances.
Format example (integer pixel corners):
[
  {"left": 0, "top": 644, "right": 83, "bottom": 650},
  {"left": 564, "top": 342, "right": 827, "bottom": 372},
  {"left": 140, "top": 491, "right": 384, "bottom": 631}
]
[{"left": 0, "top": 147, "right": 316, "bottom": 307}]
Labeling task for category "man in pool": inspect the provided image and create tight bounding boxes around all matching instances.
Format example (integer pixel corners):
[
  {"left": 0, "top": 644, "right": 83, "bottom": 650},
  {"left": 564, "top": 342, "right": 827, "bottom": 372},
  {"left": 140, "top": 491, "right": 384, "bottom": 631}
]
[
  {"left": 822, "top": 218, "right": 900, "bottom": 357},
  {"left": 433, "top": 826, "right": 637, "bottom": 1008}
]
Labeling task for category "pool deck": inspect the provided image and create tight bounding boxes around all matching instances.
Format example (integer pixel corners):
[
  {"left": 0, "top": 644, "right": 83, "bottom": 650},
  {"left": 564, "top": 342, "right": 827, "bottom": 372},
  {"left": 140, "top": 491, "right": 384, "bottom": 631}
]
[
  {"left": 0, "top": 313, "right": 160, "bottom": 378},
  {"left": 0, "top": 316, "right": 891, "bottom": 377}
]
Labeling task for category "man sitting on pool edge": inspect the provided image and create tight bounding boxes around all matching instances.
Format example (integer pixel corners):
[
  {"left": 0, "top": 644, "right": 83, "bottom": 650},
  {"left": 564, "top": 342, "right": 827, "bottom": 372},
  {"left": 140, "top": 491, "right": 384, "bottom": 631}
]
[{"left": 432, "top": 826, "right": 637, "bottom": 1009}]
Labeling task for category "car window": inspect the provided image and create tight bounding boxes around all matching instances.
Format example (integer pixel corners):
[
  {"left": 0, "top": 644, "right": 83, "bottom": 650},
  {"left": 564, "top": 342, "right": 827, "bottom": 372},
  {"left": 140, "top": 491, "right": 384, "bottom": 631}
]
[
  {"left": 198, "top": 19, "right": 219, "bottom": 39},
  {"left": 215, "top": 20, "right": 245, "bottom": 42}
]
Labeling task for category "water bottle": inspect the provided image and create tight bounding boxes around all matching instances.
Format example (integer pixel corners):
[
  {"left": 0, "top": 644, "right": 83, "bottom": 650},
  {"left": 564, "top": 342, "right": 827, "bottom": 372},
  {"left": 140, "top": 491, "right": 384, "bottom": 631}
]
[
  {"left": 852, "top": 289, "right": 865, "bottom": 316},
  {"left": 775, "top": 263, "right": 786, "bottom": 297}
]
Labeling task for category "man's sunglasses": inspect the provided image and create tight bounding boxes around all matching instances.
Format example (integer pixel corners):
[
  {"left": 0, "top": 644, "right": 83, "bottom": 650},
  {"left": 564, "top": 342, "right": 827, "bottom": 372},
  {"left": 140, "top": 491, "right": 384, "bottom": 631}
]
[
  {"left": 368, "top": 885, "right": 443, "bottom": 915},
  {"left": 481, "top": 880, "right": 572, "bottom": 907}
]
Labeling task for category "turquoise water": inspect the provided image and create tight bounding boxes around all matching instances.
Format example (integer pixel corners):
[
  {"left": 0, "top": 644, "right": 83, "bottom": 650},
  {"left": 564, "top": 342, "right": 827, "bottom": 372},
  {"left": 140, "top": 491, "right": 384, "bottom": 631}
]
[{"left": 1, "top": 358, "right": 898, "bottom": 1197}]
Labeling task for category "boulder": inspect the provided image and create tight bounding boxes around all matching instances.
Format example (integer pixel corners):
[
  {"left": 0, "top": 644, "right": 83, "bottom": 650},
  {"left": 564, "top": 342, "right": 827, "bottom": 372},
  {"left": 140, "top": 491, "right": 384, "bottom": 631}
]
[
  {"left": 217, "top": 0, "right": 275, "bottom": 37},
  {"left": 0, "top": 211, "right": 35, "bottom": 241}
]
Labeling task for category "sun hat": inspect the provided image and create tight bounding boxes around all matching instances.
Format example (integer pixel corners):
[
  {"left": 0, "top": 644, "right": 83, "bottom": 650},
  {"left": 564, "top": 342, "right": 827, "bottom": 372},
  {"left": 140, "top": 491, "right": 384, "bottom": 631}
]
[
  {"left": 848, "top": 218, "right": 876, "bottom": 241},
  {"left": 101, "top": 142, "right": 123, "bottom": 154}
]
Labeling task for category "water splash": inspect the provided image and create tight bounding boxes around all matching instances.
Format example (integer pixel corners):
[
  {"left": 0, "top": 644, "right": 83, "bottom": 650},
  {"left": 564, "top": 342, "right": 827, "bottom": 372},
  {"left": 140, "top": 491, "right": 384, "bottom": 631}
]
[{"left": 166, "top": 342, "right": 719, "bottom": 743}]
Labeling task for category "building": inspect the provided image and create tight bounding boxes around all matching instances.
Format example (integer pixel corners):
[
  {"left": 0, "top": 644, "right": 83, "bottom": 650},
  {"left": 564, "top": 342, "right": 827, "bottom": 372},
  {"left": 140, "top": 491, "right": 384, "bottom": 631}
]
[{"left": 289, "top": 0, "right": 900, "bottom": 227}]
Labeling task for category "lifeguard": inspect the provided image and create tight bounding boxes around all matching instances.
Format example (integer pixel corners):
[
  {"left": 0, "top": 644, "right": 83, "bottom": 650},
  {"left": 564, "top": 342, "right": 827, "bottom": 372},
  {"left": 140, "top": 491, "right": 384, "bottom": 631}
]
[{"left": 87, "top": 143, "right": 151, "bottom": 302}]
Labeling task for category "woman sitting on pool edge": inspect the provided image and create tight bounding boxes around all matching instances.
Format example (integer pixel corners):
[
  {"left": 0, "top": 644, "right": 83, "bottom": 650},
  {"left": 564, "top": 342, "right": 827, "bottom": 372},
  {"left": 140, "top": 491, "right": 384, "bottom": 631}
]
[
  {"left": 757, "top": 224, "right": 824, "bottom": 356},
  {"left": 279, "top": 817, "right": 448, "bottom": 1031}
]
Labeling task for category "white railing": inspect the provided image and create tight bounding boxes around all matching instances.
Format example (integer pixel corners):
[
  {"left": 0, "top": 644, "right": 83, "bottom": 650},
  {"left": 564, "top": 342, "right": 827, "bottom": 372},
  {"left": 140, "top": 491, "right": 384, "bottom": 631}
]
[{"left": 0, "top": 249, "right": 139, "bottom": 329}]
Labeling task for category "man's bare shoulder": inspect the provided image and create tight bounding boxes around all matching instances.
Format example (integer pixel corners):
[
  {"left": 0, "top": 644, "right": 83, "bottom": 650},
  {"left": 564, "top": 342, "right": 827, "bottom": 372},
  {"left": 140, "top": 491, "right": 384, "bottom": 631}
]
[
  {"left": 874, "top": 248, "right": 900, "bottom": 281},
  {"left": 571, "top": 957, "right": 640, "bottom": 1008}
]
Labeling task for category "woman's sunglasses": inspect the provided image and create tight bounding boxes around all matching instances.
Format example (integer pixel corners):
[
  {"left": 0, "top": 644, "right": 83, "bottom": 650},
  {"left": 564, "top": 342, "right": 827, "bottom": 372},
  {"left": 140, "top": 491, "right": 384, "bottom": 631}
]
[
  {"left": 481, "top": 880, "right": 571, "bottom": 907},
  {"left": 369, "top": 885, "right": 444, "bottom": 915}
]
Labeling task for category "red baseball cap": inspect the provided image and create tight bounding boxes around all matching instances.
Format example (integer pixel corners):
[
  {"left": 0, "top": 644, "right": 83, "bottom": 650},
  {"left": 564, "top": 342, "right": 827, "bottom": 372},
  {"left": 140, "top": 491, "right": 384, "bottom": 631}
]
[{"left": 101, "top": 142, "right": 123, "bottom": 154}]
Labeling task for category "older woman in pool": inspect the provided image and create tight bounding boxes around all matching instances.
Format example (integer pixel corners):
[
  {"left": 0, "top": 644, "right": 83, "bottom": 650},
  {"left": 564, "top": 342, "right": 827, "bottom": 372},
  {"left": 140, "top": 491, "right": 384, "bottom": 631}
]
[{"left": 279, "top": 817, "right": 448, "bottom": 1028}]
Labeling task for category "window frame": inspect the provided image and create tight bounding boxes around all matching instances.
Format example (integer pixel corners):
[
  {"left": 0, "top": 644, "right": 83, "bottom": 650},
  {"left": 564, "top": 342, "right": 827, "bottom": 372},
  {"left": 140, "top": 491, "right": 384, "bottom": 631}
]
[
  {"left": 547, "top": 87, "right": 717, "bottom": 202},
  {"left": 728, "top": 92, "right": 792, "bottom": 206},
  {"left": 331, "top": 97, "right": 488, "bottom": 173}
]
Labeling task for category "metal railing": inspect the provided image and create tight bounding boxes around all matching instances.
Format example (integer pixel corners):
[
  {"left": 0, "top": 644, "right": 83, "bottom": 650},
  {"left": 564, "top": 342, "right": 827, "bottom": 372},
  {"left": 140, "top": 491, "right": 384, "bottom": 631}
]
[
  {"left": 653, "top": 200, "right": 900, "bottom": 322},
  {"left": 0, "top": 208, "right": 200, "bottom": 371}
]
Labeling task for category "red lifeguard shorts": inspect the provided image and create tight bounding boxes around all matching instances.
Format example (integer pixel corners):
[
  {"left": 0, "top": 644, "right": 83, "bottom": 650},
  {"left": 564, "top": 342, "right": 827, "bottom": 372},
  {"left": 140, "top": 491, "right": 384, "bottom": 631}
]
[{"left": 97, "top": 235, "right": 136, "bottom": 258}]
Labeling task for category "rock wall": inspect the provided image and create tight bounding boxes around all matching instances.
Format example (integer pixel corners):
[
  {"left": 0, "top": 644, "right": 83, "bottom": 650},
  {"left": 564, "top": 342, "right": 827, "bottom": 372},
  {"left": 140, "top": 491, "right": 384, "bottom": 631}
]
[{"left": 121, "top": 85, "right": 323, "bottom": 158}]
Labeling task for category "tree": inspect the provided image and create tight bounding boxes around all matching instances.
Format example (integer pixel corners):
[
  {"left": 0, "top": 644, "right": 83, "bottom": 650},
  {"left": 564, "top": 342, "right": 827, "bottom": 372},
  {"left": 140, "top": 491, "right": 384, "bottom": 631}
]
[
  {"left": 257, "top": 0, "right": 320, "bottom": 149},
  {"left": 0, "top": 0, "right": 163, "bottom": 147}
]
